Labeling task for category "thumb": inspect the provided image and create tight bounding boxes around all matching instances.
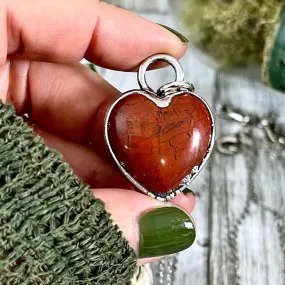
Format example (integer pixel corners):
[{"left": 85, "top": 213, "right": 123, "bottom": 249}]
[{"left": 92, "top": 188, "right": 196, "bottom": 264}]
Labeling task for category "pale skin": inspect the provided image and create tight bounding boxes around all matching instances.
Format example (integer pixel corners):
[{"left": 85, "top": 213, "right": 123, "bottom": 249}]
[{"left": 0, "top": 0, "right": 195, "bottom": 265}]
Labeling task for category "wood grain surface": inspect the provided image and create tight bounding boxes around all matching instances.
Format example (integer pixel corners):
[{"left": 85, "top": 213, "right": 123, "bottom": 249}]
[
  {"left": 104, "top": 0, "right": 169, "bottom": 13},
  {"left": 101, "top": 2, "right": 285, "bottom": 284}
]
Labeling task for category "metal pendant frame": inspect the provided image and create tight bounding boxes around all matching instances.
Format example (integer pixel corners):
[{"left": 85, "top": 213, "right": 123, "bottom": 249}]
[{"left": 104, "top": 54, "right": 215, "bottom": 201}]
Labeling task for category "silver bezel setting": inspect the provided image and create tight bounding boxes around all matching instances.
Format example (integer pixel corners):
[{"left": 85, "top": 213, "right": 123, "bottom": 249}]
[{"left": 104, "top": 89, "right": 215, "bottom": 201}]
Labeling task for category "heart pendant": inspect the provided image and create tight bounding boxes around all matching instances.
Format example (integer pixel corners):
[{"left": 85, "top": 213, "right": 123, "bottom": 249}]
[{"left": 105, "top": 54, "right": 214, "bottom": 200}]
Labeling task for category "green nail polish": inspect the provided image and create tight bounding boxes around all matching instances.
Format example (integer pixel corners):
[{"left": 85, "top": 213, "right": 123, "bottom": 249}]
[
  {"left": 87, "top": 63, "right": 97, "bottom": 73},
  {"left": 183, "top": 188, "right": 195, "bottom": 196},
  {"left": 138, "top": 207, "right": 195, "bottom": 258},
  {"left": 158, "top": 24, "right": 189, "bottom": 44}
]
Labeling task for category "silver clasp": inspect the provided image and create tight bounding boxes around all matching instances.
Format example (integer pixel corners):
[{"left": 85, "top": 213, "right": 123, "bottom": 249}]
[
  {"left": 258, "top": 116, "right": 278, "bottom": 143},
  {"left": 217, "top": 129, "right": 256, "bottom": 155},
  {"left": 216, "top": 104, "right": 251, "bottom": 125},
  {"left": 217, "top": 104, "right": 285, "bottom": 157},
  {"left": 217, "top": 134, "right": 241, "bottom": 155}
]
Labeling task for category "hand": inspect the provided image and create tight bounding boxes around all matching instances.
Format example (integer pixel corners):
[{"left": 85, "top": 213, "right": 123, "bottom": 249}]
[{"left": 0, "top": 0, "right": 196, "bottom": 264}]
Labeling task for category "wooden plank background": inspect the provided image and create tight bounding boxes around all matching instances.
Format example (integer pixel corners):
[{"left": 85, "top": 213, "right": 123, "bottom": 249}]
[
  {"left": 105, "top": 0, "right": 169, "bottom": 13},
  {"left": 102, "top": 1, "right": 285, "bottom": 284}
]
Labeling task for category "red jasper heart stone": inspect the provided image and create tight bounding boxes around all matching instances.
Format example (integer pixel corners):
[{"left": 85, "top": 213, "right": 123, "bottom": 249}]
[{"left": 107, "top": 93, "right": 212, "bottom": 194}]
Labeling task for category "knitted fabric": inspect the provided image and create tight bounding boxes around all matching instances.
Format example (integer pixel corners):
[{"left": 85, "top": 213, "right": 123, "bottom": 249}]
[{"left": 0, "top": 102, "right": 137, "bottom": 284}]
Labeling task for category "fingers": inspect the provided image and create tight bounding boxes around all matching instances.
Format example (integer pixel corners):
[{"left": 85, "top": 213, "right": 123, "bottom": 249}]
[
  {"left": 0, "top": 2, "right": 7, "bottom": 64},
  {"left": 5, "top": 0, "right": 187, "bottom": 69},
  {"left": 0, "top": 61, "right": 9, "bottom": 100},
  {"left": 171, "top": 192, "right": 196, "bottom": 213},
  {"left": 30, "top": 113, "right": 196, "bottom": 264},
  {"left": 31, "top": 121, "right": 196, "bottom": 215},
  {"left": 92, "top": 188, "right": 196, "bottom": 263},
  {"left": 31, "top": 123, "right": 131, "bottom": 189},
  {"left": 8, "top": 60, "right": 116, "bottom": 147}
]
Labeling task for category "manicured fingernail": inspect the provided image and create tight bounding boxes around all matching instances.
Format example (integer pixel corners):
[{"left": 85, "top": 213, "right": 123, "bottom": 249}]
[
  {"left": 87, "top": 63, "right": 97, "bottom": 72},
  {"left": 183, "top": 188, "right": 195, "bottom": 196},
  {"left": 158, "top": 24, "right": 189, "bottom": 44},
  {"left": 138, "top": 207, "right": 195, "bottom": 258}
]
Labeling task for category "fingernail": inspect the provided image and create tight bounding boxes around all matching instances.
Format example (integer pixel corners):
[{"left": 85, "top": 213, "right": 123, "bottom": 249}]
[
  {"left": 158, "top": 24, "right": 189, "bottom": 44},
  {"left": 138, "top": 207, "right": 195, "bottom": 258},
  {"left": 87, "top": 63, "right": 97, "bottom": 72},
  {"left": 183, "top": 188, "right": 196, "bottom": 196}
]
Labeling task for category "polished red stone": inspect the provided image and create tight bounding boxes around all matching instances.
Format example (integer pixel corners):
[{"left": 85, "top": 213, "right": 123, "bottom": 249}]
[{"left": 107, "top": 93, "right": 212, "bottom": 194}]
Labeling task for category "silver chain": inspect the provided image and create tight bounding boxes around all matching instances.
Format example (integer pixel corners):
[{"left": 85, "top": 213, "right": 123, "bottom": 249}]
[
  {"left": 156, "top": 254, "right": 178, "bottom": 285},
  {"left": 216, "top": 104, "right": 285, "bottom": 285},
  {"left": 216, "top": 104, "right": 285, "bottom": 158},
  {"left": 155, "top": 105, "right": 285, "bottom": 285}
]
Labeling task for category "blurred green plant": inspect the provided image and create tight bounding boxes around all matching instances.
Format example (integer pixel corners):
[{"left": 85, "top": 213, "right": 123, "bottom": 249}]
[{"left": 180, "top": 0, "right": 284, "bottom": 68}]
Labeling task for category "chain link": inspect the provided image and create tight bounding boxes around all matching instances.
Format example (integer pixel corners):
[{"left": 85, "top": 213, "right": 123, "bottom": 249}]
[
  {"left": 216, "top": 104, "right": 285, "bottom": 158},
  {"left": 157, "top": 255, "right": 178, "bottom": 285},
  {"left": 217, "top": 104, "right": 285, "bottom": 285},
  {"left": 155, "top": 105, "right": 285, "bottom": 285}
]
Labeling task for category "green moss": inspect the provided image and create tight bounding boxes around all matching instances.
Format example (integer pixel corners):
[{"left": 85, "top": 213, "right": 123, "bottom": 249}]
[{"left": 181, "top": 0, "right": 284, "bottom": 68}]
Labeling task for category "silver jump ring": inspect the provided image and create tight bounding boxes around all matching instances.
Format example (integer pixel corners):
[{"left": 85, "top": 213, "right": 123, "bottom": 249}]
[{"left": 138, "top": 54, "right": 185, "bottom": 93}]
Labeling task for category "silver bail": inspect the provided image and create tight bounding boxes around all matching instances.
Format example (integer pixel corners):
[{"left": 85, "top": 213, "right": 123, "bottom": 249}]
[
  {"left": 138, "top": 54, "right": 184, "bottom": 93},
  {"left": 138, "top": 54, "right": 195, "bottom": 98}
]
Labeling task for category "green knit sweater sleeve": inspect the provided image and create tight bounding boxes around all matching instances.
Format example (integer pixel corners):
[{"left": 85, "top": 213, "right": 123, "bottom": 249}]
[{"left": 0, "top": 102, "right": 137, "bottom": 284}]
